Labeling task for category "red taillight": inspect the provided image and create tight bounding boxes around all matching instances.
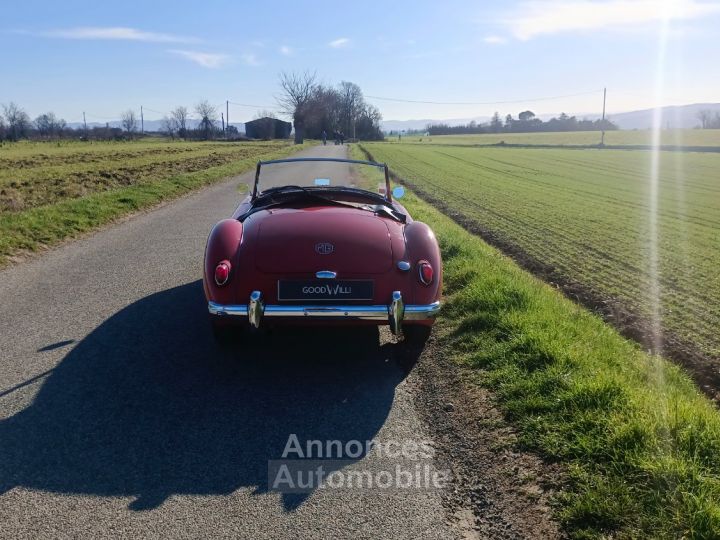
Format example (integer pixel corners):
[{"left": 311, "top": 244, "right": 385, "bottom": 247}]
[
  {"left": 214, "top": 260, "right": 231, "bottom": 286},
  {"left": 418, "top": 260, "right": 433, "bottom": 285}
]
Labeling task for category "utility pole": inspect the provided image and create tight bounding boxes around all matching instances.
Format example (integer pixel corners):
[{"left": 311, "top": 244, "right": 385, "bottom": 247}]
[
  {"left": 83, "top": 112, "right": 87, "bottom": 138},
  {"left": 140, "top": 106, "right": 144, "bottom": 135},
  {"left": 600, "top": 87, "right": 607, "bottom": 146},
  {"left": 226, "top": 100, "right": 229, "bottom": 133},
  {"left": 221, "top": 112, "right": 225, "bottom": 137}
]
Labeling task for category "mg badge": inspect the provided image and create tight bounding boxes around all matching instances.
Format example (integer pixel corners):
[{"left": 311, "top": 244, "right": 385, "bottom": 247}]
[{"left": 315, "top": 242, "right": 334, "bottom": 255}]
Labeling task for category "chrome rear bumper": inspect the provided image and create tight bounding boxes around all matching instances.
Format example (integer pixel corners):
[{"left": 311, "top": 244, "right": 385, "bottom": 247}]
[{"left": 208, "top": 291, "right": 440, "bottom": 336}]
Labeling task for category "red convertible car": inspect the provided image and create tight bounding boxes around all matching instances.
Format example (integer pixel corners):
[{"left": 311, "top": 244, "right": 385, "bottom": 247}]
[{"left": 203, "top": 157, "right": 442, "bottom": 342}]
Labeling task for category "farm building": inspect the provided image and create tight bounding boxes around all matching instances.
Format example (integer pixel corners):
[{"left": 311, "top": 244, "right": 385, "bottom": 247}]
[{"left": 244, "top": 117, "right": 292, "bottom": 139}]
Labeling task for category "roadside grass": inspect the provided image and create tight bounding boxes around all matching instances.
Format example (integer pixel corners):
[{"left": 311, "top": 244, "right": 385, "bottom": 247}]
[
  {"left": 0, "top": 140, "right": 314, "bottom": 265},
  {"left": 402, "top": 189, "right": 720, "bottom": 538}
]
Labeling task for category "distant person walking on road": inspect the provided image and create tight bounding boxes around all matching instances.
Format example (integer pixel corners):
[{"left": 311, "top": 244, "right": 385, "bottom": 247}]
[
  {"left": 322, "top": 130, "right": 327, "bottom": 145},
  {"left": 340, "top": 132, "right": 345, "bottom": 145}
]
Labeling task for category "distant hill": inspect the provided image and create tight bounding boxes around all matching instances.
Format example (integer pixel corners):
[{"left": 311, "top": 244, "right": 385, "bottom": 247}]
[
  {"left": 381, "top": 117, "right": 490, "bottom": 133},
  {"left": 382, "top": 103, "right": 720, "bottom": 132},
  {"left": 606, "top": 103, "right": 720, "bottom": 130}
]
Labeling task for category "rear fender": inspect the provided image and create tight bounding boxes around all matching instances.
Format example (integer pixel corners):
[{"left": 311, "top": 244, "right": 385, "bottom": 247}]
[
  {"left": 403, "top": 221, "right": 442, "bottom": 307},
  {"left": 204, "top": 219, "right": 244, "bottom": 304}
]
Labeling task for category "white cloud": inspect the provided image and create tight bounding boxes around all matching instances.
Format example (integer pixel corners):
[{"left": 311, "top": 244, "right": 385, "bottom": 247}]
[
  {"left": 169, "top": 49, "right": 229, "bottom": 68},
  {"left": 241, "top": 53, "right": 261, "bottom": 66},
  {"left": 483, "top": 35, "right": 508, "bottom": 44},
  {"left": 503, "top": 0, "right": 720, "bottom": 40},
  {"left": 43, "top": 26, "right": 196, "bottom": 43},
  {"left": 329, "top": 37, "right": 350, "bottom": 48},
  {"left": 279, "top": 45, "right": 293, "bottom": 56}
]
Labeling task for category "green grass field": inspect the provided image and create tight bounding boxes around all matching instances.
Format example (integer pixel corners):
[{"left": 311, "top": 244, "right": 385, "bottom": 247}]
[
  {"left": 0, "top": 139, "right": 312, "bottom": 264},
  {"left": 398, "top": 187, "right": 720, "bottom": 538},
  {"left": 361, "top": 141, "right": 720, "bottom": 362},
  {"left": 396, "top": 129, "right": 720, "bottom": 147}
]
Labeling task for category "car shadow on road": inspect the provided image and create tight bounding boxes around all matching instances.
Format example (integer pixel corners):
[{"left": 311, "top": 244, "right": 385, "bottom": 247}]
[{"left": 0, "top": 280, "right": 412, "bottom": 511}]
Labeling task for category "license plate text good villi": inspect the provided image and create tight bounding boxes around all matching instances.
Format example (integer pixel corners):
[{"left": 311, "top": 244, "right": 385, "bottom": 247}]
[{"left": 277, "top": 280, "right": 374, "bottom": 301}]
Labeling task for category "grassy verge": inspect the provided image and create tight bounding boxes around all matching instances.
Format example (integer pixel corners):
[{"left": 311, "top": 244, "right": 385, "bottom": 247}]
[
  {"left": 0, "top": 141, "right": 315, "bottom": 265},
  {"left": 351, "top": 144, "right": 720, "bottom": 537}
]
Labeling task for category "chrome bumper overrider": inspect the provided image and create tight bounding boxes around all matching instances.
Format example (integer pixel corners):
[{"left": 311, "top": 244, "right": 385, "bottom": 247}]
[{"left": 208, "top": 291, "right": 440, "bottom": 336}]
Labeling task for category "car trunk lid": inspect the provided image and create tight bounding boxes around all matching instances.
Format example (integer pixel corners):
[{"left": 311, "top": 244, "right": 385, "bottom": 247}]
[{"left": 255, "top": 208, "right": 393, "bottom": 274}]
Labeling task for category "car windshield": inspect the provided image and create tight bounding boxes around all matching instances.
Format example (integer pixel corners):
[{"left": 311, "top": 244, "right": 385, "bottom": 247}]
[{"left": 254, "top": 158, "right": 389, "bottom": 199}]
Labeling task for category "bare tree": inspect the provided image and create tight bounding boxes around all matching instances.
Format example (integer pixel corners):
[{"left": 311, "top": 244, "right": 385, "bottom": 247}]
[
  {"left": 277, "top": 71, "right": 317, "bottom": 143},
  {"left": 338, "top": 81, "right": 363, "bottom": 139},
  {"left": 490, "top": 111, "right": 503, "bottom": 133},
  {"left": 34, "top": 112, "right": 66, "bottom": 139},
  {"left": 254, "top": 109, "right": 277, "bottom": 120},
  {"left": 161, "top": 116, "right": 177, "bottom": 139},
  {"left": 697, "top": 109, "right": 712, "bottom": 129},
  {"left": 711, "top": 112, "right": 720, "bottom": 130},
  {"left": 195, "top": 100, "right": 217, "bottom": 140},
  {"left": 120, "top": 110, "right": 138, "bottom": 137},
  {"left": 170, "top": 106, "right": 189, "bottom": 139},
  {"left": 2, "top": 102, "right": 31, "bottom": 141}
]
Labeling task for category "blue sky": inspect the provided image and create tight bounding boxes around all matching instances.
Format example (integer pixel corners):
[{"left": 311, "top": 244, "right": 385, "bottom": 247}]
[{"left": 2, "top": 0, "right": 719, "bottom": 123}]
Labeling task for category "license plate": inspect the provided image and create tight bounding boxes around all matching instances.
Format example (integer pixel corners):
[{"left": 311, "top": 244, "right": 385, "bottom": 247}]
[{"left": 277, "top": 280, "right": 374, "bottom": 301}]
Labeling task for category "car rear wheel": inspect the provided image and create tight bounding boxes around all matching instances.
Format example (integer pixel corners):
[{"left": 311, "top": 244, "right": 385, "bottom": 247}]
[
  {"left": 402, "top": 325, "right": 432, "bottom": 347},
  {"left": 396, "top": 325, "right": 432, "bottom": 371}
]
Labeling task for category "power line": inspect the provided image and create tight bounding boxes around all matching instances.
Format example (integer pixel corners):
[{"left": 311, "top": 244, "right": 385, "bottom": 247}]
[
  {"left": 142, "top": 107, "right": 167, "bottom": 116},
  {"left": 365, "top": 90, "right": 602, "bottom": 106},
  {"left": 228, "top": 100, "right": 278, "bottom": 110}
]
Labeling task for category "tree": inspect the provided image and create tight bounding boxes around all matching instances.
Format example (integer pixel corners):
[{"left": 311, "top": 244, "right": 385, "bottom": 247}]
[
  {"left": 170, "top": 106, "right": 189, "bottom": 139},
  {"left": 490, "top": 112, "right": 503, "bottom": 133},
  {"left": 710, "top": 112, "right": 720, "bottom": 129},
  {"left": 504, "top": 114, "right": 514, "bottom": 130},
  {"left": 3, "top": 102, "right": 31, "bottom": 141},
  {"left": 255, "top": 109, "right": 276, "bottom": 120},
  {"left": 195, "top": 100, "right": 217, "bottom": 140},
  {"left": 518, "top": 110, "right": 535, "bottom": 122},
  {"left": 338, "top": 81, "right": 363, "bottom": 139},
  {"left": 34, "top": 112, "right": 65, "bottom": 138},
  {"left": 161, "top": 116, "right": 177, "bottom": 139},
  {"left": 697, "top": 109, "right": 712, "bottom": 129},
  {"left": 120, "top": 110, "right": 138, "bottom": 137},
  {"left": 277, "top": 71, "right": 317, "bottom": 144},
  {"left": 354, "top": 103, "right": 383, "bottom": 140}
]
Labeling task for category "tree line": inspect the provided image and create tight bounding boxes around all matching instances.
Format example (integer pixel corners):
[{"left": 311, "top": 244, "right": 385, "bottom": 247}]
[
  {"left": 0, "top": 100, "right": 238, "bottom": 142},
  {"left": 696, "top": 109, "right": 720, "bottom": 129},
  {"left": 426, "top": 110, "right": 617, "bottom": 136},
  {"left": 277, "top": 72, "right": 383, "bottom": 143},
  {"left": 1, "top": 71, "right": 385, "bottom": 144}
]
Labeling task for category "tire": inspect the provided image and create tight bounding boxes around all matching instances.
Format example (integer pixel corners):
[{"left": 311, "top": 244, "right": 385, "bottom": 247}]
[
  {"left": 402, "top": 325, "right": 432, "bottom": 347},
  {"left": 396, "top": 325, "right": 432, "bottom": 372}
]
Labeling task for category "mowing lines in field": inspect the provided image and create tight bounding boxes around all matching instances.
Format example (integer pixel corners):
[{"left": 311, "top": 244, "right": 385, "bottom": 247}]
[{"left": 363, "top": 142, "right": 720, "bottom": 360}]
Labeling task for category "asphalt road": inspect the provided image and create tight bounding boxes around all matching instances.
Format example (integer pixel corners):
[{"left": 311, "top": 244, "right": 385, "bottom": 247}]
[{"left": 0, "top": 144, "right": 456, "bottom": 539}]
